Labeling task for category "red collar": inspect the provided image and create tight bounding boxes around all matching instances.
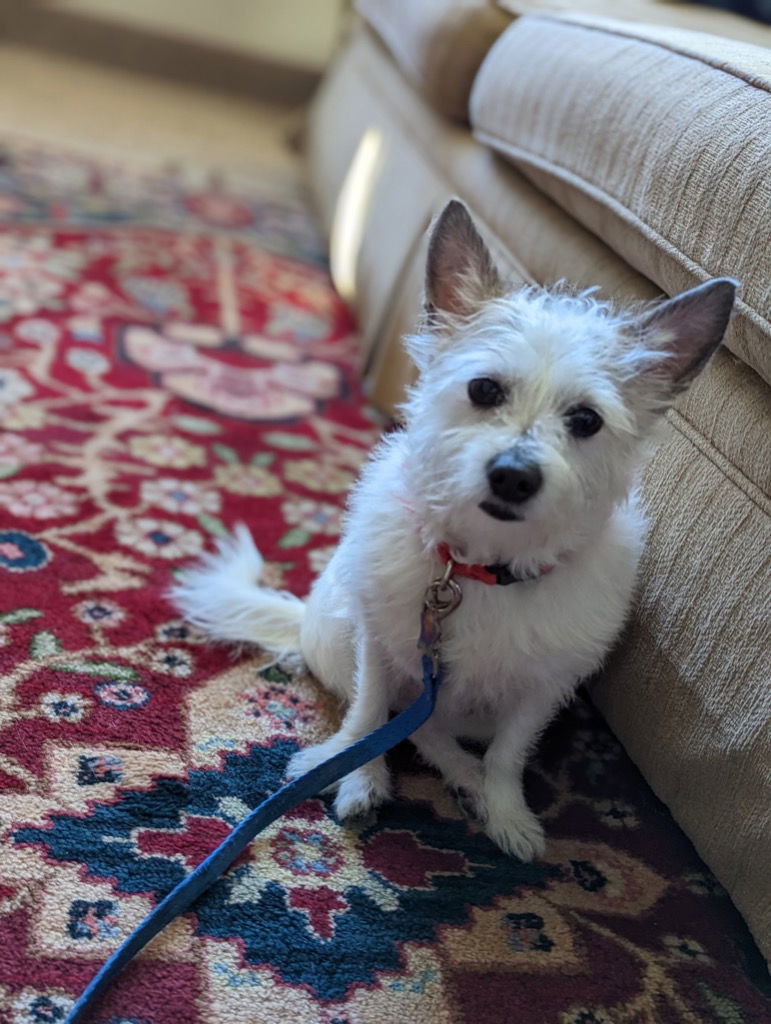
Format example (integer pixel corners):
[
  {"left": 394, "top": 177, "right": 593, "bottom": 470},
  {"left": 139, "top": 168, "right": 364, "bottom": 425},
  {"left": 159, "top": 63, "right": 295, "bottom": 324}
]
[{"left": 437, "top": 542, "right": 555, "bottom": 586}]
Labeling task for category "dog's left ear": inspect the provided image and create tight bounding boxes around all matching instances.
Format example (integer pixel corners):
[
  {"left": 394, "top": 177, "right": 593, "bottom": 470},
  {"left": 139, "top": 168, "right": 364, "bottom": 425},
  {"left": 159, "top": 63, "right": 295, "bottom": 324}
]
[
  {"left": 633, "top": 278, "right": 738, "bottom": 392},
  {"left": 425, "top": 199, "right": 504, "bottom": 319}
]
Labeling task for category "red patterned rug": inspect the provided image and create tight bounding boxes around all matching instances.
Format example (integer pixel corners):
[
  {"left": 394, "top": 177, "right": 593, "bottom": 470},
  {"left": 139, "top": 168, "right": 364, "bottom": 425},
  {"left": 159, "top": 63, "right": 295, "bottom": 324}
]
[{"left": 0, "top": 140, "right": 767, "bottom": 1024}]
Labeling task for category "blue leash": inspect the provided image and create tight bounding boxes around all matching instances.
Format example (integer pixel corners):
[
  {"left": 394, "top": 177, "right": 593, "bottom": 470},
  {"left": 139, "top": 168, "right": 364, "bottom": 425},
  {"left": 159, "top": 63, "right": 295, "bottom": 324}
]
[{"left": 64, "top": 577, "right": 462, "bottom": 1024}]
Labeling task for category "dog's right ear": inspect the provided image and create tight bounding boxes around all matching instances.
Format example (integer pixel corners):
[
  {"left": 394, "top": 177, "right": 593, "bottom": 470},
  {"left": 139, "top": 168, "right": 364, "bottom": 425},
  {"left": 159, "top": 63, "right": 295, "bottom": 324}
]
[
  {"left": 424, "top": 199, "right": 503, "bottom": 320},
  {"left": 630, "top": 277, "right": 738, "bottom": 395}
]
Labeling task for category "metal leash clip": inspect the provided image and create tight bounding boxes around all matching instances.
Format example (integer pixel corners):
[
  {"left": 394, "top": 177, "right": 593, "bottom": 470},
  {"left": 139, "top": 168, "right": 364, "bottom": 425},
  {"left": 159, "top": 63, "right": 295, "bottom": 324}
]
[{"left": 418, "top": 556, "right": 463, "bottom": 678}]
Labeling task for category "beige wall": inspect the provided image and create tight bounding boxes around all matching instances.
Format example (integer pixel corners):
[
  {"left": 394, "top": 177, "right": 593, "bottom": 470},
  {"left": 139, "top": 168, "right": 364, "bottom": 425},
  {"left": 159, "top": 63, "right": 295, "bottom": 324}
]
[{"left": 48, "top": 0, "right": 345, "bottom": 69}]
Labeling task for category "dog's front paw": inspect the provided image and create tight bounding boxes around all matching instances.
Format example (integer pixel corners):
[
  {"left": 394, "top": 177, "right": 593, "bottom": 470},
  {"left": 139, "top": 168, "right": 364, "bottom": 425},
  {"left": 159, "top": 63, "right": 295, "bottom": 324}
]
[
  {"left": 334, "top": 762, "right": 391, "bottom": 821},
  {"left": 485, "top": 806, "right": 545, "bottom": 862},
  {"left": 453, "top": 783, "right": 488, "bottom": 824},
  {"left": 287, "top": 739, "right": 345, "bottom": 793}
]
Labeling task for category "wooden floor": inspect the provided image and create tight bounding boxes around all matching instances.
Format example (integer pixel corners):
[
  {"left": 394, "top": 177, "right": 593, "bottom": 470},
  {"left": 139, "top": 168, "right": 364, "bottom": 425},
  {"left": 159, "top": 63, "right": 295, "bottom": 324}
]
[{"left": 0, "top": 41, "right": 301, "bottom": 174}]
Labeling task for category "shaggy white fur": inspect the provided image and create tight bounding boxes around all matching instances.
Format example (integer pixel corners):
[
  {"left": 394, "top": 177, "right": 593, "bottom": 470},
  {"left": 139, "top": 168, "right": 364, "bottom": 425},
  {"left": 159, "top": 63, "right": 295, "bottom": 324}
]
[{"left": 172, "top": 200, "right": 736, "bottom": 861}]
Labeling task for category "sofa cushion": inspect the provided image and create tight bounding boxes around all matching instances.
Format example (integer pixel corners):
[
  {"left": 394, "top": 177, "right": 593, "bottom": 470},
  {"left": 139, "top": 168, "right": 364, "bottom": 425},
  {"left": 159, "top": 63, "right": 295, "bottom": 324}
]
[
  {"left": 355, "top": 0, "right": 511, "bottom": 121},
  {"left": 592, "top": 346, "right": 771, "bottom": 969},
  {"left": 471, "top": 13, "right": 771, "bottom": 385}
]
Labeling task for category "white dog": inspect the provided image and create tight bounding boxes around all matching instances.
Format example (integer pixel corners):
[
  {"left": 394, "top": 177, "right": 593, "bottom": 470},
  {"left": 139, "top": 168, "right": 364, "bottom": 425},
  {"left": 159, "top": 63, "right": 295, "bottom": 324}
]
[{"left": 173, "top": 200, "right": 736, "bottom": 861}]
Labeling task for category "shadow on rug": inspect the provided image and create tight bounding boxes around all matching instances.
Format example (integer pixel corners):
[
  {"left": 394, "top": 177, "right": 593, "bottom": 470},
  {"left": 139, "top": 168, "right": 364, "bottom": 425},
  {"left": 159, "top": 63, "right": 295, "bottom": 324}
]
[{"left": 0, "top": 140, "right": 767, "bottom": 1024}]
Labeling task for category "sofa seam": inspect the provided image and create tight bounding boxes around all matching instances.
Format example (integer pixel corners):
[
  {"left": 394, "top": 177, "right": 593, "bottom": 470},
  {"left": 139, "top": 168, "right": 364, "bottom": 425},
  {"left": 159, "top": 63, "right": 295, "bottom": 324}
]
[
  {"left": 526, "top": 12, "right": 771, "bottom": 92},
  {"left": 665, "top": 408, "right": 770, "bottom": 515},
  {"left": 472, "top": 129, "right": 770, "bottom": 339}
]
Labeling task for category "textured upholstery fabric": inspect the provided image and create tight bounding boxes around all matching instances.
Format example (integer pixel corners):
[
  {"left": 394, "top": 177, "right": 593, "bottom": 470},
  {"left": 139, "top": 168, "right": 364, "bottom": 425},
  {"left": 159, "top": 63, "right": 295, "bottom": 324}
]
[
  {"left": 355, "top": 0, "right": 511, "bottom": 121},
  {"left": 593, "top": 348, "right": 771, "bottom": 961},
  {"left": 471, "top": 14, "right": 771, "bottom": 384}
]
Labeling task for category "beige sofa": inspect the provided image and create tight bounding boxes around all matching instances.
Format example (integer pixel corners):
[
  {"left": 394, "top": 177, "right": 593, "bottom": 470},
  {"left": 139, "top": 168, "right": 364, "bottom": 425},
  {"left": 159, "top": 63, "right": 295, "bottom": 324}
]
[{"left": 304, "top": 0, "right": 771, "bottom": 963}]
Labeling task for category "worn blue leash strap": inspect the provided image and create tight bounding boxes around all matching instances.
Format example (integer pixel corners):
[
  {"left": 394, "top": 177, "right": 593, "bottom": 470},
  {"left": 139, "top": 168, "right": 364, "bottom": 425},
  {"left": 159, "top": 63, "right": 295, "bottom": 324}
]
[{"left": 63, "top": 650, "right": 445, "bottom": 1024}]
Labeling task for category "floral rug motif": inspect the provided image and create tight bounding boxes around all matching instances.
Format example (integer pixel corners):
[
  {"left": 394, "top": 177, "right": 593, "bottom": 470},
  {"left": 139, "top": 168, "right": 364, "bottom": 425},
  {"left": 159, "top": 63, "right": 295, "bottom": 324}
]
[{"left": 0, "top": 140, "right": 768, "bottom": 1024}]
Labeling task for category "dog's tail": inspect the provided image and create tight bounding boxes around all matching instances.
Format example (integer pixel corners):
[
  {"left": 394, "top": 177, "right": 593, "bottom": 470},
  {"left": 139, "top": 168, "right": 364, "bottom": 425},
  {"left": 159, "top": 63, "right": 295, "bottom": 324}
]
[{"left": 169, "top": 523, "right": 304, "bottom": 659}]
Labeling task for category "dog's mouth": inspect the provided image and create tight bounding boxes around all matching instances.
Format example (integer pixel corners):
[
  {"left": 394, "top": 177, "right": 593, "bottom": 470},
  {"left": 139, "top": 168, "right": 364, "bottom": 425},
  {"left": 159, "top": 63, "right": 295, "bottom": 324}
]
[{"left": 479, "top": 500, "right": 522, "bottom": 522}]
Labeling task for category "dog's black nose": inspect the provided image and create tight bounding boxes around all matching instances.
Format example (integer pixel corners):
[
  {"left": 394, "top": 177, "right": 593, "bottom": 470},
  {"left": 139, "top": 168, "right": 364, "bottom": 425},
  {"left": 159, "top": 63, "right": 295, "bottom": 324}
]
[{"left": 487, "top": 453, "right": 543, "bottom": 504}]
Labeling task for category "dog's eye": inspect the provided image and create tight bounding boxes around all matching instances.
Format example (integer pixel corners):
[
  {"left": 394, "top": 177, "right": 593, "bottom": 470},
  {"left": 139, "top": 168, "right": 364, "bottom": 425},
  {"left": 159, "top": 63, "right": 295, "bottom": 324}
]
[
  {"left": 566, "top": 406, "right": 603, "bottom": 438},
  {"left": 468, "top": 377, "right": 505, "bottom": 408}
]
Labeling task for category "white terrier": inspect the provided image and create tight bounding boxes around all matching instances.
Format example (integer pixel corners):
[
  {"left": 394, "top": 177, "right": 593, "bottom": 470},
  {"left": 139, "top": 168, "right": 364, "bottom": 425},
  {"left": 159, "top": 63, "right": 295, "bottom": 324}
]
[{"left": 173, "top": 200, "right": 736, "bottom": 861}]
